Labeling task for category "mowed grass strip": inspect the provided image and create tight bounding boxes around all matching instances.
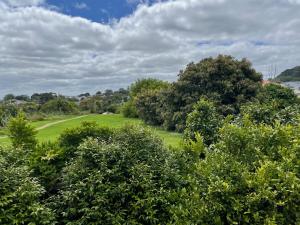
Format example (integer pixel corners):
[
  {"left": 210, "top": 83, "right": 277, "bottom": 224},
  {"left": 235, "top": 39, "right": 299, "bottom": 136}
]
[{"left": 0, "top": 114, "right": 182, "bottom": 147}]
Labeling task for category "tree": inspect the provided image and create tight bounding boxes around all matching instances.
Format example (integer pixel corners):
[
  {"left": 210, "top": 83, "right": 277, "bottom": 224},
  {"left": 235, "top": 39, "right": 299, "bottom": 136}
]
[
  {"left": 161, "top": 55, "right": 262, "bottom": 131},
  {"left": 257, "top": 83, "right": 298, "bottom": 108},
  {"left": 123, "top": 78, "right": 169, "bottom": 118},
  {"left": 41, "top": 98, "right": 79, "bottom": 114},
  {"left": 134, "top": 89, "right": 164, "bottom": 125},
  {"left": 3, "top": 93, "right": 15, "bottom": 101},
  {"left": 0, "top": 103, "right": 18, "bottom": 127},
  {"left": 7, "top": 112, "right": 37, "bottom": 150},
  {"left": 31, "top": 92, "right": 57, "bottom": 104}
]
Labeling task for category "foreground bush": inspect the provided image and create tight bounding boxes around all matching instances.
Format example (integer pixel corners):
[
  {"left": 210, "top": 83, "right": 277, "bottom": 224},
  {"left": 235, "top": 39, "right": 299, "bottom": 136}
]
[
  {"left": 178, "top": 117, "right": 300, "bottom": 224},
  {"left": 0, "top": 148, "right": 55, "bottom": 224},
  {"left": 52, "top": 126, "right": 185, "bottom": 224},
  {"left": 185, "top": 98, "right": 223, "bottom": 145}
]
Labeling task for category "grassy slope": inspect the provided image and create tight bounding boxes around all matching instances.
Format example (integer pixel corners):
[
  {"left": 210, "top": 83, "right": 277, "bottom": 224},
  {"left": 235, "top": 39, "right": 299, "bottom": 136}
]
[{"left": 0, "top": 114, "right": 182, "bottom": 147}]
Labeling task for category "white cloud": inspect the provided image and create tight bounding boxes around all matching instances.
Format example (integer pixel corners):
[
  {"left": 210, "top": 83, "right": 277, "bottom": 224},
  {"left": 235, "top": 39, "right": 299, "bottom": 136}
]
[
  {"left": 0, "top": 0, "right": 299, "bottom": 96},
  {"left": 74, "top": 2, "right": 88, "bottom": 10},
  {"left": 2, "top": 0, "right": 44, "bottom": 7}
]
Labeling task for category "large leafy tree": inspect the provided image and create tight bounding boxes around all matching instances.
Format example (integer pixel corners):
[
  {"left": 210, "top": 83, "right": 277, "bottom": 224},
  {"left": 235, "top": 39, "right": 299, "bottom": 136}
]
[
  {"left": 161, "top": 55, "right": 262, "bottom": 131},
  {"left": 122, "top": 78, "right": 170, "bottom": 119}
]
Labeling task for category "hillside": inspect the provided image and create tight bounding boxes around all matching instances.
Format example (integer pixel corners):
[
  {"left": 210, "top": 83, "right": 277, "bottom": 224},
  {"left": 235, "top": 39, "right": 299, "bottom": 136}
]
[{"left": 276, "top": 66, "right": 300, "bottom": 81}]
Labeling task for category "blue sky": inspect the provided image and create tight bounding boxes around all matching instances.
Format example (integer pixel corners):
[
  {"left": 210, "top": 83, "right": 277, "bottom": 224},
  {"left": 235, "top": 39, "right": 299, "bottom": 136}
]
[{"left": 46, "top": 0, "right": 160, "bottom": 23}]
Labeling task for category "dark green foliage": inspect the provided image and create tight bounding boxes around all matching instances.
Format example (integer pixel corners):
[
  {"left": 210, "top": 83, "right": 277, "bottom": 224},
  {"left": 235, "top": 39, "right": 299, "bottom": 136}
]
[
  {"left": 29, "top": 142, "right": 65, "bottom": 194},
  {"left": 120, "top": 100, "right": 139, "bottom": 118},
  {"left": 31, "top": 92, "right": 57, "bottom": 105},
  {"left": 241, "top": 84, "right": 300, "bottom": 125},
  {"left": 0, "top": 147, "right": 56, "bottom": 224},
  {"left": 7, "top": 112, "right": 37, "bottom": 150},
  {"left": 41, "top": 97, "right": 79, "bottom": 114},
  {"left": 160, "top": 55, "right": 262, "bottom": 131},
  {"left": 79, "top": 88, "right": 129, "bottom": 114},
  {"left": 3, "top": 93, "right": 15, "bottom": 101},
  {"left": 185, "top": 98, "right": 223, "bottom": 145},
  {"left": 135, "top": 90, "right": 164, "bottom": 125},
  {"left": 275, "top": 66, "right": 300, "bottom": 82},
  {"left": 241, "top": 101, "right": 300, "bottom": 125},
  {"left": 52, "top": 126, "right": 184, "bottom": 224},
  {"left": 122, "top": 78, "right": 169, "bottom": 119},
  {"left": 58, "top": 121, "right": 114, "bottom": 156},
  {"left": 257, "top": 83, "right": 298, "bottom": 108}
]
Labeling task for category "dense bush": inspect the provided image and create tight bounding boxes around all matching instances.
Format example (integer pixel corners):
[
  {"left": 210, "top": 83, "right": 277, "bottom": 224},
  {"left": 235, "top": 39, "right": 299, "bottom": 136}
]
[
  {"left": 257, "top": 83, "right": 298, "bottom": 107},
  {"left": 41, "top": 98, "right": 79, "bottom": 114},
  {"left": 0, "top": 147, "right": 55, "bottom": 224},
  {"left": 7, "top": 112, "right": 37, "bottom": 150},
  {"left": 135, "top": 89, "right": 164, "bottom": 125},
  {"left": 176, "top": 117, "right": 300, "bottom": 224},
  {"left": 120, "top": 100, "right": 138, "bottom": 118},
  {"left": 52, "top": 126, "right": 185, "bottom": 224},
  {"left": 185, "top": 98, "right": 223, "bottom": 145}
]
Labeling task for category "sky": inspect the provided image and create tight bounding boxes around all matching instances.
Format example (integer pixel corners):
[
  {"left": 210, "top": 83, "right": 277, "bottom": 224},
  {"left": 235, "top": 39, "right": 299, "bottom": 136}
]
[{"left": 0, "top": 0, "right": 300, "bottom": 96}]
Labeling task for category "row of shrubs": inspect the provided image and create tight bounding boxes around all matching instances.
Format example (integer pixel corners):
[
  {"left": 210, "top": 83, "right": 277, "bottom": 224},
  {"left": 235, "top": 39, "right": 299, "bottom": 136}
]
[{"left": 1, "top": 109, "right": 299, "bottom": 224}]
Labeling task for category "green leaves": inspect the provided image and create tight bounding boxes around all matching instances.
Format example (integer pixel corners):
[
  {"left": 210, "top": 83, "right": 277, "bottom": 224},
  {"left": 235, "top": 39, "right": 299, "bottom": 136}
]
[{"left": 7, "top": 112, "right": 37, "bottom": 150}]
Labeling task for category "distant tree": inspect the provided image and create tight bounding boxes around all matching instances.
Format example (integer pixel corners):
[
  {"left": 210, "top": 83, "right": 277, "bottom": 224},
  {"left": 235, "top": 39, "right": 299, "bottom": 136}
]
[
  {"left": 78, "top": 93, "right": 90, "bottom": 98},
  {"left": 41, "top": 98, "right": 78, "bottom": 114},
  {"left": 15, "top": 95, "right": 30, "bottom": 101},
  {"left": 135, "top": 90, "right": 164, "bottom": 125},
  {"left": 7, "top": 112, "right": 37, "bottom": 150},
  {"left": 3, "top": 94, "right": 15, "bottom": 101},
  {"left": 130, "top": 78, "right": 169, "bottom": 98},
  {"left": 0, "top": 103, "right": 18, "bottom": 127},
  {"left": 31, "top": 92, "right": 57, "bottom": 105},
  {"left": 123, "top": 78, "right": 169, "bottom": 118}
]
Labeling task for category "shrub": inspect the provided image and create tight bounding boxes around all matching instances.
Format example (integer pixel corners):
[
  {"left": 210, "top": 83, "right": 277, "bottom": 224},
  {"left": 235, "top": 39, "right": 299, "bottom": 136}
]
[
  {"left": 0, "top": 147, "right": 56, "bottom": 224},
  {"left": 185, "top": 99, "right": 223, "bottom": 145},
  {"left": 7, "top": 112, "right": 37, "bottom": 150},
  {"left": 52, "top": 126, "right": 185, "bottom": 224},
  {"left": 58, "top": 121, "right": 114, "bottom": 157},
  {"left": 177, "top": 116, "right": 300, "bottom": 224},
  {"left": 41, "top": 98, "right": 79, "bottom": 114},
  {"left": 121, "top": 100, "right": 138, "bottom": 118}
]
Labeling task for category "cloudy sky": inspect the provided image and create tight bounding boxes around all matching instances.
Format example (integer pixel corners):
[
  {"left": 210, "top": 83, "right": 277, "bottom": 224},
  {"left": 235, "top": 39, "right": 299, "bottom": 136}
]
[{"left": 0, "top": 0, "right": 299, "bottom": 96}]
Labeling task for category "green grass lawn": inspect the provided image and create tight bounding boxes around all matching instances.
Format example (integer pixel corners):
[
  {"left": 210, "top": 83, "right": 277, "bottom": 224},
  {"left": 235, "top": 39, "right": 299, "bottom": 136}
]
[{"left": 0, "top": 114, "right": 183, "bottom": 147}]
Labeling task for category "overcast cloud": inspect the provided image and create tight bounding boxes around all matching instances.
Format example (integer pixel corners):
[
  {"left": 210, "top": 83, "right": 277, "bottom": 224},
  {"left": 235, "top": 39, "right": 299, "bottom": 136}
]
[{"left": 0, "top": 0, "right": 299, "bottom": 96}]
